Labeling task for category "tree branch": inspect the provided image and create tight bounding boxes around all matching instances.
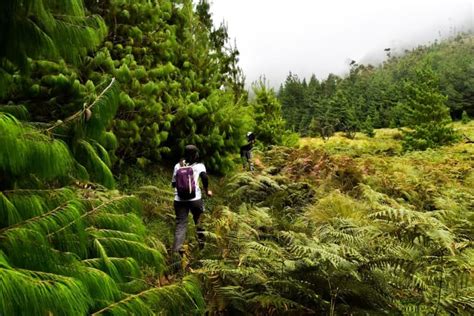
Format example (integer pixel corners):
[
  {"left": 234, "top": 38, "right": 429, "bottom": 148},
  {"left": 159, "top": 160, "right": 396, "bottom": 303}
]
[
  {"left": 46, "top": 195, "right": 131, "bottom": 238},
  {"left": 44, "top": 78, "right": 116, "bottom": 133},
  {"left": 463, "top": 134, "right": 474, "bottom": 144}
]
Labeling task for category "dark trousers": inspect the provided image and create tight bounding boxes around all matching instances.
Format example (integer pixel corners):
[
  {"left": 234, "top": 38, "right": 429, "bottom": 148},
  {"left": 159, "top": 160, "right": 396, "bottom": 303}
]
[
  {"left": 241, "top": 149, "right": 254, "bottom": 171},
  {"left": 172, "top": 199, "right": 204, "bottom": 253}
]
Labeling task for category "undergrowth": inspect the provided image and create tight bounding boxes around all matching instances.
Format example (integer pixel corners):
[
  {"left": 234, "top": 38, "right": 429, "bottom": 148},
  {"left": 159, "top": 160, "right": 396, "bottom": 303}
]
[
  {"left": 120, "top": 123, "right": 474, "bottom": 315},
  {"left": 115, "top": 125, "right": 474, "bottom": 315}
]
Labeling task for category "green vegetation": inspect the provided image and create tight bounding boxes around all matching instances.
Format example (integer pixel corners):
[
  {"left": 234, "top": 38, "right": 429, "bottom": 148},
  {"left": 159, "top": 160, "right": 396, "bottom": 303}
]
[
  {"left": 124, "top": 122, "right": 473, "bottom": 315},
  {"left": 192, "top": 123, "right": 474, "bottom": 314},
  {"left": 0, "top": 1, "right": 207, "bottom": 314},
  {"left": 3, "top": 0, "right": 252, "bottom": 172},
  {"left": 397, "top": 62, "right": 458, "bottom": 150},
  {"left": 1, "top": 0, "right": 473, "bottom": 314},
  {"left": 279, "top": 33, "right": 474, "bottom": 146},
  {"left": 462, "top": 110, "right": 471, "bottom": 124},
  {"left": 250, "top": 79, "right": 297, "bottom": 146}
]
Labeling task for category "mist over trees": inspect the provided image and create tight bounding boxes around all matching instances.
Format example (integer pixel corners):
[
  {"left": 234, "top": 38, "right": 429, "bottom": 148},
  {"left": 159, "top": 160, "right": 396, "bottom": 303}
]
[
  {"left": 0, "top": 1, "right": 473, "bottom": 315},
  {"left": 279, "top": 33, "right": 474, "bottom": 146}
]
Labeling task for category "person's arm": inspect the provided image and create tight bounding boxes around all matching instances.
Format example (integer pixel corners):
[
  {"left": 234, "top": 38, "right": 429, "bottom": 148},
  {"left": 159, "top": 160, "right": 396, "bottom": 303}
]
[
  {"left": 171, "top": 164, "right": 177, "bottom": 188},
  {"left": 199, "top": 165, "right": 212, "bottom": 197},
  {"left": 200, "top": 171, "right": 209, "bottom": 192}
]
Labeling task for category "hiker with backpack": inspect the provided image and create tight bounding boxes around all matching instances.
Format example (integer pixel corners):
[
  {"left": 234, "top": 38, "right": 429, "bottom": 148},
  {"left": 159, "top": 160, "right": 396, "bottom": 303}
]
[
  {"left": 171, "top": 144, "right": 212, "bottom": 255},
  {"left": 240, "top": 131, "right": 256, "bottom": 171}
]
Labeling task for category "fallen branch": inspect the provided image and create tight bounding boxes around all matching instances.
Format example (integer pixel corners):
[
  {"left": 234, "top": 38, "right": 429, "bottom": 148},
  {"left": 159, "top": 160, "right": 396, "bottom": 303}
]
[{"left": 463, "top": 134, "right": 474, "bottom": 144}]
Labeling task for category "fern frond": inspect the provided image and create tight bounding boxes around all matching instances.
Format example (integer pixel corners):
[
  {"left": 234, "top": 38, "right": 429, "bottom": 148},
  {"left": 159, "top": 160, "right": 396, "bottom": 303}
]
[
  {"left": 91, "top": 195, "right": 142, "bottom": 216},
  {"left": 75, "top": 140, "right": 115, "bottom": 189},
  {"left": 6, "top": 193, "right": 47, "bottom": 221},
  {"left": 82, "top": 257, "right": 141, "bottom": 282},
  {"left": 47, "top": 195, "right": 141, "bottom": 238},
  {"left": 88, "top": 227, "right": 143, "bottom": 243},
  {"left": 92, "top": 140, "right": 112, "bottom": 168},
  {"left": 0, "top": 113, "right": 73, "bottom": 183},
  {"left": 0, "top": 104, "right": 29, "bottom": 120},
  {"left": 91, "top": 275, "right": 204, "bottom": 316},
  {"left": 88, "top": 212, "right": 145, "bottom": 235},
  {"left": 93, "top": 237, "right": 165, "bottom": 271},
  {"left": 65, "top": 264, "right": 121, "bottom": 310},
  {"left": 136, "top": 185, "right": 174, "bottom": 198},
  {"left": 439, "top": 286, "right": 474, "bottom": 315},
  {"left": 371, "top": 205, "right": 456, "bottom": 252},
  {"left": 118, "top": 279, "right": 149, "bottom": 294},
  {"left": 0, "top": 199, "right": 86, "bottom": 238},
  {"left": 247, "top": 241, "right": 282, "bottom": 257},
  {"left": 249, "top": 294, "right": 311, "bottom": 314},
  {"left": 211, "top": 285, "right": 248, "bottom": 313},
  {"left": 198, "top": 259, "right": 262, "bottom": 282},
  {"left": 0, "top": 252, "right": 91, "bottom": 316},
  {"left": 1, "top": 228, "right": 60, "bottom": 270},
  {"left": 227, "top": 173, "right": 282, "bottom": 203},
  {"left": 268, "top": 279, "right": 324, "bottom": 305},
  {"left": 0, "top": 192, "right": 22, "bottom": 227}
]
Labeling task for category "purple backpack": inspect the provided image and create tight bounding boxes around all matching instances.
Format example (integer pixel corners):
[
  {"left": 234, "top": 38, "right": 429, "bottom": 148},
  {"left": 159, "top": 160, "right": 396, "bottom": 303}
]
[{"left": 176, "top": 163, "right": 196, "bottom": 200}]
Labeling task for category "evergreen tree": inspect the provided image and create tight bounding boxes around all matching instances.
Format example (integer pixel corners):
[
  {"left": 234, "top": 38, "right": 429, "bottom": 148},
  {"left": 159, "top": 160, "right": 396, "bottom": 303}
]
[
  {"left": 299, "top": 74, "right": 321, "bottom": 136},
  {"left": 279, "top": 33, "right": 473, "bottom": 133},
  {"left": 461, "top": 110, "right": 470, "bottom": 124},
  {"left": 361, "top": 116, "right": 376, "bottom": 137},
  {"left": 251, "top": 79, "right": 287, "bottom": 145},
  {"left": 310, "top": 97, "right": 339, "bottom": 139},
  {"left": 0, "top": 0, "right": 106, "bottom": 68},
  {"left": 399, "top": 63, "right": 457, "bottom": 150},
  {"left": 279, "top": 73, "right": 305, "bottom": 132},
  {"left": 0, "top": 0, "right": 106, "bottom": 97},
  {"left": 0, "top": 1, "right": 205, "bottom": 314},
  {"left": 2, "top": 0, "right": 249, "bottom": 173}
]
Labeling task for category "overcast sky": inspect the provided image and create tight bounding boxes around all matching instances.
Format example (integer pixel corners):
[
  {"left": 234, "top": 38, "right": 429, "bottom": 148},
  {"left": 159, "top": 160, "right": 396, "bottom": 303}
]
[{"left": 209, "top": 0, "right": 473, "bottom": 87}]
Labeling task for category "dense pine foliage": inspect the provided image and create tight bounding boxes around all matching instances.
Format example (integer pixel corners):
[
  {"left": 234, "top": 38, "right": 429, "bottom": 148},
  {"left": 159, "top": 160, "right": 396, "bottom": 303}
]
[
  {"left": 0, "top": 1, "right": 208, "bottom": 314},
  {"left": 279, "top": 34, "right": 474, "bottom": 143},
  {"left": 1, "top": 0, "right": 473, "bottom": 315},
  {"left": 2, "top": 0, "right": 254, "bottom": 172}
]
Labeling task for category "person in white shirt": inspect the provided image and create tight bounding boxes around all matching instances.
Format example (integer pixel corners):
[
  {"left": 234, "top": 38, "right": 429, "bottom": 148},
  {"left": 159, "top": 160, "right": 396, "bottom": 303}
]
[{"left": 171, "top": 145, "right": 212, "bottom": 254}]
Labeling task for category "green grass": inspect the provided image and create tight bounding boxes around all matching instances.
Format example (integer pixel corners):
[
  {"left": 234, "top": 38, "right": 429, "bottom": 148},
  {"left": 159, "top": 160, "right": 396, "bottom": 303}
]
[{"left": 300, "top": 121, "right": 474, "bottom": 157}]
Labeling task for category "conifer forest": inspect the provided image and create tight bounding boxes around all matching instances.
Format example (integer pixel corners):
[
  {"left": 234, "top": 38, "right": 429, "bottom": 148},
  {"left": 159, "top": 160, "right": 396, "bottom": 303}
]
[{"left": 0, "top": 1, "right": 473, "bottom": 315}]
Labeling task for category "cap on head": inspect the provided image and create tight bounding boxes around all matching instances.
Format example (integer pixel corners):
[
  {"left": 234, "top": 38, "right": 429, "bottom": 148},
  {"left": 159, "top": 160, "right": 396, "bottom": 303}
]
[{"left": 246, "top": 132, "right": 255, "bottom": 141}]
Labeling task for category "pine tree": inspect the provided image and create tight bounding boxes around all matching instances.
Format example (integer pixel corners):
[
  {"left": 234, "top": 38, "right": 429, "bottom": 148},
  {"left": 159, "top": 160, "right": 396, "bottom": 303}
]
[
  {"left": 0, "top": 0, "right": 106, "bottom": 97},
  {"left": 398, "top": 63, "right": 458, "bottom": 150},
  {"left": 280, "top": 73, "right": 306, "bottom": 132},
  {"left": 0, "top": 1, "right": 205, "bottom": 314},
  {"left": 2, "top": 0, "right": 250, "bottom": 173},
  {"left": 0, "top": 0, "right": 106, "bottom": 67},
  {"left": 310, "top": 97, "right": 339, "bottom": 139},
  {"left": 333, "top": 90, "right": 360, "bottom": 139},
  {"left": 299, "top": 74, "right": 321, "bottom": 136},
  {"left": 461, "top": 110, "right": 470, "bottom": 124},
  {"left": 251, "top": 79, "right": 287, "bottom": 145}
]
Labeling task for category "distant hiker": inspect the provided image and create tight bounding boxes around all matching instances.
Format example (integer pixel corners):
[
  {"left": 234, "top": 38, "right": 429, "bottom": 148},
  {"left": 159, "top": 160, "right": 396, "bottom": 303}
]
[
  {"left": 171, "top": 144, "right": 212, "bottom": 255},
  {"left": 240, "top": 132, "right": 256, "bottom": 171}
]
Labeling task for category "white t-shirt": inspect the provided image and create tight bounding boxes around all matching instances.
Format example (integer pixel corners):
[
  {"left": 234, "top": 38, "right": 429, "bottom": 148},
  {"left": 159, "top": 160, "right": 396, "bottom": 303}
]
[{"left": 172, "top": 162, "right": 206, "bottom": 201}]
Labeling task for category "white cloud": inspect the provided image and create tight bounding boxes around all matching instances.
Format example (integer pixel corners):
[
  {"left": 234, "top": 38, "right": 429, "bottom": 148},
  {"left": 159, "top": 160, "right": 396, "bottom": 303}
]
[{"left": 209, "top": 0, "right": 473, "bottom": 86}]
